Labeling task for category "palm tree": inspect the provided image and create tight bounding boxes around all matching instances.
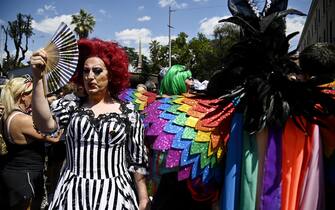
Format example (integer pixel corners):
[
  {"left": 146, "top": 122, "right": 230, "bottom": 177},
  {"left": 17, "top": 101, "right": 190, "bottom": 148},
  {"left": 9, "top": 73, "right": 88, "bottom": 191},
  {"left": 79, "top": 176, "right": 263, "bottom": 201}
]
[{"left": 71, "top": 9, "right": 96, "bottom": 39}]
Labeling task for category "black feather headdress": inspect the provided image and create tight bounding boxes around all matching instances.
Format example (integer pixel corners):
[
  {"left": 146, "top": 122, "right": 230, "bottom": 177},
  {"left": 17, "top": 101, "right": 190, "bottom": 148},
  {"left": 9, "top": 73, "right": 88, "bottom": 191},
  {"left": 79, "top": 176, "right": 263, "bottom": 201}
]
[{"left": 207, "top": 0, "right": 335, "bottom": 134}]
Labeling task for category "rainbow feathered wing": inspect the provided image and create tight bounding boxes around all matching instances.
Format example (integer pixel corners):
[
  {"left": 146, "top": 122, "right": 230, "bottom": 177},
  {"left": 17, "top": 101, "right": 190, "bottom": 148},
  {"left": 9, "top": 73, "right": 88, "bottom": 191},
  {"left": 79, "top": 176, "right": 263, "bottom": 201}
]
[
  {"left": 119, "top": 88, "right": 157, "bottom": 111},
  {"left": 119, "top": 88, "right": 240, "bottom": 183}
]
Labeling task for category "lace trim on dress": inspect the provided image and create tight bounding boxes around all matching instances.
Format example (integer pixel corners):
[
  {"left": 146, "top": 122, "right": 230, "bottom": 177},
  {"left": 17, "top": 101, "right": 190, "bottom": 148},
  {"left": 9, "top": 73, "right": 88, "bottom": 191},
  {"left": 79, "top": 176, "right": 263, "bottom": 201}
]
[
  {"left": 128, "top": 165, "right": 149, "bottom": 175},
  {"left": 73, "top": 101, "right": 135, "bottom": 129}
]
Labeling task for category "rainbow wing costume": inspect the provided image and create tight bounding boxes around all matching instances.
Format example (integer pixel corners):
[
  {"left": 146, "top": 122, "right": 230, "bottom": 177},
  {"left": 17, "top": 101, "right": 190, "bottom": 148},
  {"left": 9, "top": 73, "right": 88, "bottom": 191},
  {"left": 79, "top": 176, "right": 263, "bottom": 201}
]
[
  {"left": 119, "top": 89, "right": 157, "bottom": 112},
  {"left": 143, "top": 94, "right": 241, "bottom": 182},
  {"left": 119, "top": 89, "right": 240, "bottom": 183},
  {"left": 119, "top": 0, "right": 335, "bottom": 208},
  {"left": 119, "top": 82, "right": 334, "bottom": 209}
]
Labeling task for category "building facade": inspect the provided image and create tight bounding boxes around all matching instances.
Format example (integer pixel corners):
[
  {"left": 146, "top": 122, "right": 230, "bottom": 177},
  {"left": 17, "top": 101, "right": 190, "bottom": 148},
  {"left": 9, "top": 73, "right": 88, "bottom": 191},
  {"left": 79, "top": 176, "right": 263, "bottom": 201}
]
[{"left": 298, "top": 0, "right": 335, "bottom": 51}]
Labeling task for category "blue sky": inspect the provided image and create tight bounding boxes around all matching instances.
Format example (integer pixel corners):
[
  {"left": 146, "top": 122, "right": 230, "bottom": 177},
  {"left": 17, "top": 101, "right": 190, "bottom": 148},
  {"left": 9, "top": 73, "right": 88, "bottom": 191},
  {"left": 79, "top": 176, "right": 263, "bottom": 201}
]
[{"left": 0, "top": 0, "right": 311, "bottom": 65}]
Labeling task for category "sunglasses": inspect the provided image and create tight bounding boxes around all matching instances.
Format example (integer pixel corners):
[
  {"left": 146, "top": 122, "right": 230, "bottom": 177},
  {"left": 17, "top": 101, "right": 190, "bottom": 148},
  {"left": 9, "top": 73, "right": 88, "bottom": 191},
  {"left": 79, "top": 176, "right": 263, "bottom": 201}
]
[
  {"left": 21, "top": 74, "right": 32, "bottom": 83},
  {"left": 21, "top": 74, "right": 33, "bottom": 90}
]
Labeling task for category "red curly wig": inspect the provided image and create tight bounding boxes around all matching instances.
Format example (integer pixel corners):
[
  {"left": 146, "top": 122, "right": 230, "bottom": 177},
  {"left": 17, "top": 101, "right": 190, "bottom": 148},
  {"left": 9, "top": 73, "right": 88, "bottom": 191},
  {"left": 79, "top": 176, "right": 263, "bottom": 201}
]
[{"left": 73, "top": 38, "right": 130, "bottom": 96}]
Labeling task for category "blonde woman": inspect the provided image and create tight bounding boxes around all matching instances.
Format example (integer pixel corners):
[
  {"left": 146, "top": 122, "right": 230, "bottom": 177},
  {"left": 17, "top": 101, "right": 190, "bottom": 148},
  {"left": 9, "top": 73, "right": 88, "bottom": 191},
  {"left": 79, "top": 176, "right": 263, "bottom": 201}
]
[{"left": 0, "top": 76, "right": 61, "bottom": 210}]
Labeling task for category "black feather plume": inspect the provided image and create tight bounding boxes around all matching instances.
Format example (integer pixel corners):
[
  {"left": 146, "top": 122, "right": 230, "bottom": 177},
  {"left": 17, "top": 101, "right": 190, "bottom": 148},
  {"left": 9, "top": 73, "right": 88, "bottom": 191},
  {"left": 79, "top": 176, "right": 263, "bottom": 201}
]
[{"left": 207, "top": 0, "right": 335, "bottom": 134}]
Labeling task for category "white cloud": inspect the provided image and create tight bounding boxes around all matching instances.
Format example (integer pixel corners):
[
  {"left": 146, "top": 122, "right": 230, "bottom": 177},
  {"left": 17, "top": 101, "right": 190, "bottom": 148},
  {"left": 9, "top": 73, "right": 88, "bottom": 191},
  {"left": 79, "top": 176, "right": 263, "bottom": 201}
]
[
  {"left": 128, "top": 63, "right": 136, "bottom": 72},
  {"left": 25, "top": 50, "right": 33, "bottom": 58},
  {"left": 286, "top": 16, "right": 306, "bottom": 35},
  {"left": 159, "top": 0, "right": 174, "bottom": 7},
  {"left": 151, "top": 35, "right": 177, "bottom": 45},
  {"left": 158, "top": 0, "right": 188, "bottom": 9},
  {"left": 137, "top": 16, "right": 151, "bottom": 22},
  {"left": 0, "top": 18, "right": 6, "bottom": 26},
  {"left": 37, "top": 8, "right": 44, "bottom": 15},
  {"left": 44, "top": 5, "right": 55, "bottom": 11},
  {"left": 115, "top": 28, "right": 152, "bottom": 45},
  {"left": 99, "top": 9, "right": 112, "bottom": 18},
  {"left": 23, "top": 50, "right": 33, "bottom": 64},
  {"left": 193, "top": 0, "right": 208, "bottom": 2},
  {"left": 115, "top": 28, "right": 178, "bottom": 47},
  {"left": 32, "top": 15, "right": 73, "bottom": 34},
  {"left": 0, "top": 51, "right": 7, "bottom": 65},
  {"left": 286, "top": 16, "right": 306, "bottom": 49},
  {"left": 138, "top": 6, "right": 145, "bottom": 10},
  {"left": 4, "top": 49, "right": 34, "bottom": 64},
  {"left": 179, "top": 3, "right": 188, "bottom": 8},
  {"left": 37, "top": 4, "right": 58, "bottom": 16},
  {"left": 141, "top": 47, "right": 150, "bottom": 58},
  {"left": 122, "top": 40, "right": 132, "bottom": 46},
  {"left": 115, "top": 28, "right": 179, "bottom": 60},
  {"left": 199, "top": 16, "right": 229, "bottom": 36},
  {"left": 99, "top": 9, "right": 106, "bottom": 15}
]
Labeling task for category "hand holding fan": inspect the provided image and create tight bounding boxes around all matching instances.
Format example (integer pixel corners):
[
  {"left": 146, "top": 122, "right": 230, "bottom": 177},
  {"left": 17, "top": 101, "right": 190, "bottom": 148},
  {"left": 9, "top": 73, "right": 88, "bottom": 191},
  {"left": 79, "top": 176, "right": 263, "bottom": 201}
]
[{"left": 43, "top": 22, "right": 78, "bottom": 95}]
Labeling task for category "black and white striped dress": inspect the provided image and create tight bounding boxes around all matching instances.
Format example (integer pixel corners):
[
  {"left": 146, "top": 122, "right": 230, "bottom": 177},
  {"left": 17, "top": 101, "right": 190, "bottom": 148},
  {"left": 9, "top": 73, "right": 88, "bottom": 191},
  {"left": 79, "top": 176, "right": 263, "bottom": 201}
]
[{"left": 48, "top": 98, "right": 148, "bottom": 210}]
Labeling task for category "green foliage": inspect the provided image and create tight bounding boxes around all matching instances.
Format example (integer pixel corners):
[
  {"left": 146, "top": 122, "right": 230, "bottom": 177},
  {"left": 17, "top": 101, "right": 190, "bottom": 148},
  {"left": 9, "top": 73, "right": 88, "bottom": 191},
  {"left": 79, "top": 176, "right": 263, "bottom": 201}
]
[
  {"left": 158, "top": 45, "right": 169, "bottom": 68},
  {"left": 71, "top": 9, "right": 96, "bottom": 39},
  {"left": 124, "top": 47, "right": 138, "bottom": 68},
  {"left": 139, "top": 56, "right": 152, "bottom": 82},
  {"left": 188, "top": 33, "right": 217, "bottom": 80},
  {"left": 1, "top": 13, "right": 33, "bottom": 74},
  {"left": 213, "top": 23, "right": 240, "bottom": 61},
  {"left": 149, "top": 40, "right": 162, "bottom": 74},
  {"left": 121, "top": 23, "right": 240, "bottom": 83},
  {"left": 171, "top": 32, "right": 192, "bottom": 66},
  {"left": 145, "top": 23, "right": 240, "bottom": 81},
  {"left": 149, "top": 40, "right": 170, "bottom": 74}
]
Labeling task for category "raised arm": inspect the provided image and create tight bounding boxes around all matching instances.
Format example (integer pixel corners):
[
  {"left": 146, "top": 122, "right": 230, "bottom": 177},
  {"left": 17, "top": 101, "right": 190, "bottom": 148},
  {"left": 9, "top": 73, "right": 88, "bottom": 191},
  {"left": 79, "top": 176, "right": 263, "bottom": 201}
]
[{"left": 30, "top": 49, "right": 58, "bottom": 133}]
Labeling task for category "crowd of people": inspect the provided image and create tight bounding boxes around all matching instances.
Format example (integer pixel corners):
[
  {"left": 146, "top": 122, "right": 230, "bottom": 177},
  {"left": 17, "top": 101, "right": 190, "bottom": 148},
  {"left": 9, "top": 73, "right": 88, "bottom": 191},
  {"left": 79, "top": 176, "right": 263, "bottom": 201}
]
[
  {"left": 0, "top": 39, "right": 333, "bottom": 210},
  {"left": 0, "top": 1, "right": 334, "bottom": 209}
]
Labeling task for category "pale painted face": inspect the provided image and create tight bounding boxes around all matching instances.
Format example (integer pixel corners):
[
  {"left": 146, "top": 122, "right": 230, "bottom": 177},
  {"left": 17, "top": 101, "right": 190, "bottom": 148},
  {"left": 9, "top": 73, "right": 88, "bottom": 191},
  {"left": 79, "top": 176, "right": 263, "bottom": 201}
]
[
  {"left": 185, "top": 77, "right": 194, "bottom": 92},
  {"left": 83, "top": 57, "right": 109, "bottom": 96}
]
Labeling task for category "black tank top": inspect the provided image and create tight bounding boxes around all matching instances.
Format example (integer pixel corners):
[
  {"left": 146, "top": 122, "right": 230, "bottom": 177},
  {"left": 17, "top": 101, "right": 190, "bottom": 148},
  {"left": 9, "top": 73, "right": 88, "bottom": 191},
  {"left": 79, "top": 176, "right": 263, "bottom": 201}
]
[{"left": 3, "top": 110, "right": 45, "bottom": 171}]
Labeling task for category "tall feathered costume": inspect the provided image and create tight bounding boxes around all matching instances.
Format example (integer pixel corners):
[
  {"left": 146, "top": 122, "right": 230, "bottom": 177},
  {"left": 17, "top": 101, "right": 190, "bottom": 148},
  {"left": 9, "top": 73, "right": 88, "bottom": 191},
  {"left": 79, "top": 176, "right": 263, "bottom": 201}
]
[
  {"left": 205, "top": 0, "right": 335, "bottom": 209},
  {"left": 120, "top": 0, "right": 335, "bottom": 209}
]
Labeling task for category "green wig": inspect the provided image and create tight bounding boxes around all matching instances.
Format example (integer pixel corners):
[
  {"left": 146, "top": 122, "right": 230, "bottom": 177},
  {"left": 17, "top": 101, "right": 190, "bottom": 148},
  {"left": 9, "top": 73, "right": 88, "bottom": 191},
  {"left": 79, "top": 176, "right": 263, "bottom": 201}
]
[{"left": 159, "top": 64, "right": 192, "bottom": 95}]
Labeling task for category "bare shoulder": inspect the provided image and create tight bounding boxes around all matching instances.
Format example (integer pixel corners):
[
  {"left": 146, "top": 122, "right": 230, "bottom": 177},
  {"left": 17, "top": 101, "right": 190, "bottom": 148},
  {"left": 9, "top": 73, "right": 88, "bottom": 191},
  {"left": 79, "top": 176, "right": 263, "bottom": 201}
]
[
  {"left": 11, "top": 112, "right": 33, "bottom": 125},
  {"left": 9, "top": 112, "right": 33, "bottom": 134},
  {"left": 7, "top": 112, "right": 33, "bottom": 144}
]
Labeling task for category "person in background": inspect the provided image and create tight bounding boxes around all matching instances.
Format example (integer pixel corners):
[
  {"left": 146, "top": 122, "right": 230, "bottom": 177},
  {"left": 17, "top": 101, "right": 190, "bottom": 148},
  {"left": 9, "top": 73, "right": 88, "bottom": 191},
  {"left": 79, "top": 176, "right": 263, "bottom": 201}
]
[
  {"left": 299, "top": 42, "right": 335, "bottom": 210},
  {"left": 159, "top": 64, "right": 193, "bottom": 96},
  {"left": 60, "top": 82, "right": 86, "bottom": 101},
  {"left": 137, "top": 83, "right": 147, "bottom": 93},
  {"left": 0, "top": 102, "right": 7, "bottom": 156},
  {"left": 157, "top": 65, "right": 168, "bottom": 91},
  {"left": 299, "top": 42, "right": 335, "bottom": 84},
  {"left": 0, "top": 101, "right": 8, "bottom": 209},
  {"left": 151, "top": 64, "right": 215, "bottom": 210},
  {"left": 46, "top": 93, "right": 59, "bottom": 105},
  {"left": 144, "top": 80, "right": 157, "bottom": 93},
  {"left": 30, "top": 38, "right": 150, "bottom": 210},
  {"left": 0, "top": 76, "right": 61, "bottom": 210}
]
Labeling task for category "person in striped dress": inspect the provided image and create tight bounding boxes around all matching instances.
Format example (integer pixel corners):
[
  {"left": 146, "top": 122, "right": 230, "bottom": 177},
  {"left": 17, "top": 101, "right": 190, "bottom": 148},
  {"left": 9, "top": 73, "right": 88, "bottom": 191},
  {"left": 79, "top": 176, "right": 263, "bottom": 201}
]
[{"left": 30, "top": 38, "right": 150, "bottom": 210}]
